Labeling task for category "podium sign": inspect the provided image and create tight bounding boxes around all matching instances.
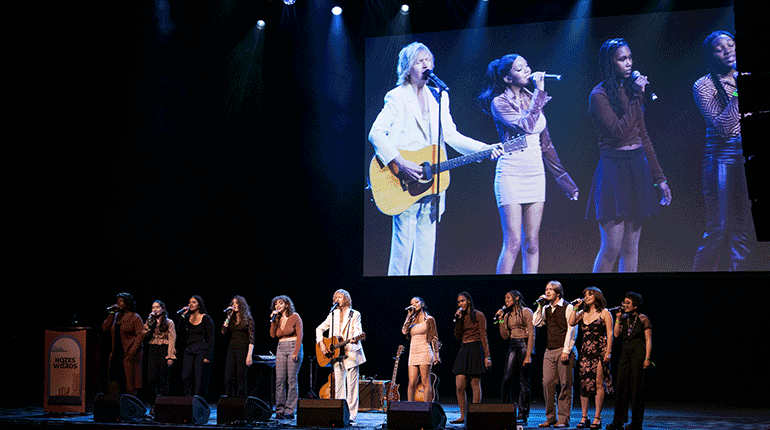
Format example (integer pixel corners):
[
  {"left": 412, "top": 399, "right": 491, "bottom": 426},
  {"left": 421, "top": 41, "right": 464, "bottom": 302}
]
[{"left": 44, "top": 328, "right": 89, "bottom": 413}]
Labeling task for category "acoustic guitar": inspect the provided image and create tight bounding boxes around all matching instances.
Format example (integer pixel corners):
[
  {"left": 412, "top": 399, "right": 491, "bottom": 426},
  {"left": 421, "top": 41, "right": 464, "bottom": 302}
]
[
  {"left": 320, "top": 374, "right": 334, "bottom": 400},
  {"left": 316, "top": 333, "right": 366, "bottom": 368},
  {"left": 414, "top": 372, "right": 440, "bottom": 403},
  {"left": 368, "top": 134, "right": 528, "bottom": 216},
  {"left": 384, "top": 345, "right": 404, "bottom": 403}
]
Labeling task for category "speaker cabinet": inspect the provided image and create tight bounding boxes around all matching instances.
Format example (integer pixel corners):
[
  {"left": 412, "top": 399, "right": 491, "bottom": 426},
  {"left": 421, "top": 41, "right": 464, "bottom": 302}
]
[
  {"left": 153, "top": 395, "right": 210, "bottom": 425},
  {"left": 466, "top": 403, "right": 517, "bottom": 430},
  {"left": 387, "top": 401, "right": 447, "bottom": 429},
  {"left": 216, "top": 396, "right": 272, "bottom": 424},
  {"left": 296, "top": 398, "right": 350, "bottom": 427},
  {"left": 93, "top": 393, "right": 146, "bottom": 423}
]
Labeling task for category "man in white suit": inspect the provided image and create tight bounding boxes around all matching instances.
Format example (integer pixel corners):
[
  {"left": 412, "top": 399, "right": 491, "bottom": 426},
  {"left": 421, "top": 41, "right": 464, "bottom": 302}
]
[
  {"left": 369, "top": 42, "right": 502, "bottom": 276},
  {"left": 315, "top": 289, "right": 365, "bottom": 421}
]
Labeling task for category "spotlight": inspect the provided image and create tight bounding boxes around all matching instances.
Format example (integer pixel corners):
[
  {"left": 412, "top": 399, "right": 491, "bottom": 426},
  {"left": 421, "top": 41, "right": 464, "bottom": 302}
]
[
  {"left": 283, "top": 0, "right": 296, "bottom": 5},
  {"left": 256, "top": 20, "right": 265, "bottom": 29},
  {"left": 331, "top": 5, "right": 342, "bottom": 15},
  {"left": 400, "top": 4, "right": 410, "bottom": 15}
]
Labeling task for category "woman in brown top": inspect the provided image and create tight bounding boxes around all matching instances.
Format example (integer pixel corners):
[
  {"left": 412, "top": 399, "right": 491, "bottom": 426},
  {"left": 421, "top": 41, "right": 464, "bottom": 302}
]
[
  {"left": 102, "top": 292, "right": 144, "bottom": 396},
  {"left": 587, "top": 38, "right": 672, "bottom": 273},
  {"left": 494, "top": 290, "right": 534, "bottom": 424},
  {"left": 270, "top": 295, "right": 304, "bottom": 420},
  {"left": 143, "top": 300, "right": 176, "bottom": 400},
  {"left": 402, "top": 297, "right": 441, "bottom": 402},
  {"left": 451, "top": 291, "right": 491, "bottom": 424}
]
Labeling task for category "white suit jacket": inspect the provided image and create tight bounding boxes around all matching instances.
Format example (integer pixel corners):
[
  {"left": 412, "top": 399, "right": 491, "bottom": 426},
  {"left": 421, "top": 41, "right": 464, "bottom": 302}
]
[
  {"left": 369, "top": 83, "right": 490, "bottom": 167},
  {"left": 315, "top": 308, "right": 366, "bottom": 369}
]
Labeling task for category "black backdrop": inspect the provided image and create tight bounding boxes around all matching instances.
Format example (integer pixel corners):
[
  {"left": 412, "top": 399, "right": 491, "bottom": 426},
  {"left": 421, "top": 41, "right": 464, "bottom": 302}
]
[{"left": 5, "top": 0, "right": 767, "bottom": 411}]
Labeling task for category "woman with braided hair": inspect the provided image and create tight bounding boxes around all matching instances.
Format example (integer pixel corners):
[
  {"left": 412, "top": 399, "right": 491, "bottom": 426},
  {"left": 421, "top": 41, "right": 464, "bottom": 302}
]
[
  {"left": 691, "top": 30, "right": 755, "bottom": 271},
  {"left": 586, "top": 38, "right": 672, "bottom": 273}
]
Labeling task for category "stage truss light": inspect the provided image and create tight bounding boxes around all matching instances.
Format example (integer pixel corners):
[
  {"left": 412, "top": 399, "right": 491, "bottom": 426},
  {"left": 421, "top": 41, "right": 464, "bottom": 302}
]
[
  {"left": 256, "top": 20, "right": 265, "bottom": 29},
  {"left": 400, "top": 4, "right": 410, "bottom": 15},
  {"left": 331, "top": 5, "right": 342, "bottom": 15},
  {"left": 283, "top": 0, "right": 296, "bottom": 5}
]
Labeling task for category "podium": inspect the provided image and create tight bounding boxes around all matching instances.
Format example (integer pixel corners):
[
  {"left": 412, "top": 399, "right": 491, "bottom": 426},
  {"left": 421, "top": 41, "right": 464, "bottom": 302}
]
[{"left": 44, "top": 327, "right": 100, "bottom": 413}]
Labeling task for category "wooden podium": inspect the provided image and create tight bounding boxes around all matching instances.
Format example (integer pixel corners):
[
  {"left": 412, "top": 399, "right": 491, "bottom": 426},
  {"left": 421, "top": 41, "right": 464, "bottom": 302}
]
[{"left": 44, "top": 327, "right": 100, "bottom": 413}]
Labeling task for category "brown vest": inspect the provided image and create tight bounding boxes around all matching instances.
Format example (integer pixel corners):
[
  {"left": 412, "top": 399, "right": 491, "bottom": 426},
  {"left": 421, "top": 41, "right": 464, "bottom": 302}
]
[{"left": 545, "top": 304, "right": 568, "bottom": 350}]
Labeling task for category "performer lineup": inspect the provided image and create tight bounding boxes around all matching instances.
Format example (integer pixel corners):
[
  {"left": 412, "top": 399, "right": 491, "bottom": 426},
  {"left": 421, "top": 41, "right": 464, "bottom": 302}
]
[
  {"left": 368, "top": 31, "right": 754, "bottom": 275},
  {"left": 102, "top": 283, "right": 653, "bottom": 429}
]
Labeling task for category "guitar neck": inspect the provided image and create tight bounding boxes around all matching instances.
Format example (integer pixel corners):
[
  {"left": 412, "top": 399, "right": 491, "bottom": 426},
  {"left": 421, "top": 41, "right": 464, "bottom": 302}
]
[{"left": 434, "top": 135, "right": 525, "bottom": 173}]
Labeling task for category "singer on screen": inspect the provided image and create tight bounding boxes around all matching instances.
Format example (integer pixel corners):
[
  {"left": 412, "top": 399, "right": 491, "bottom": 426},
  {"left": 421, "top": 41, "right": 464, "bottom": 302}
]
[
  {"left": 691, "top": 30, "right": 755, "bottom": 271},
  {"left": 478, "top": 54, "right": 579, "bottom": 275},
  {"left": 494, "top": 290, "right": 534, "bottom": 425},
  {"left": 586, "top": 38, "right": 672, "bottom": 273},
  {"left": 269, "top": 295, "right": 304, "bottom": 420},
  {"left": 221, "top": 295, "right": 254, "bottom": 398},
  {"left": 402, "top": 297, "right": 441, "bottom": 402},
  {"left": 451, "top": 291, "right": 491, "bottom": 424},
  {"left": 368, "top": 41, "right": 503, "bottom": 276}
]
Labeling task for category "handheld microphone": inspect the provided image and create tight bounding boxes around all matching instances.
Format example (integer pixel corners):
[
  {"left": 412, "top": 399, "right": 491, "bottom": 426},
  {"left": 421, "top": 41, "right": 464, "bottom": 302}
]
[
  {"left": 453, "top": 307, "right": 463, "bottom": 323},
  {"left": 329, "top": 302, "right": 339, "bottom": 313},
  {"left": 270, "top": 312, "right": 279, "bottom": 323},
  {"left": 493, "top": 305, "right": 507, "bottom": 325},
  {"left": 570, "top": 299, "right": 583, "bottom": 306},
  {"left": 531, "top": 73, "right": 562, "bottom": 82},
  {"left": 107, "top": 305, "right": 119, "bottom": 312},
  {"left": 422, "top": 69, "right": 449, "bottom": 92},
  {"left": 223, "top": 307, "right": 234, "bottom": 313},
  {"left": 632, "top": 70, "right": 658, "bottom": 101},
  {"left": 607, "top": 306, "right": 622, "bottom": 313},
  {"left": 404, "top": 306, "right": 415, "bottom": 312},
  {"left": 534, "top": 297, "right": 548, "bottom": 307},
  {"left": 176, "top": 307, "right": 188, "bottom": 316}
]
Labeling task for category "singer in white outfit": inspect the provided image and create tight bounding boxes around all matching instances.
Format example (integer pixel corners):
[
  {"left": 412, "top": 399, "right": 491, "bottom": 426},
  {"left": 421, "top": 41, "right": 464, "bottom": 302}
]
[
  {"left": 315, "top": 290, "right": 366, "bottom": 421},
  {"left": 369, "top": 41, "right": 502, "bottom": 276}
]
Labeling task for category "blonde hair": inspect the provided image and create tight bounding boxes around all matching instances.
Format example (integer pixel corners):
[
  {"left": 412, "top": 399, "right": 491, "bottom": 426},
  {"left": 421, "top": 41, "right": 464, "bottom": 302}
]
[
  {"left": 334, "top": 289, "right": 352, "bottom": 309},
  {"left": 396, "top": 42, "right": 434, "bottom": 86}
]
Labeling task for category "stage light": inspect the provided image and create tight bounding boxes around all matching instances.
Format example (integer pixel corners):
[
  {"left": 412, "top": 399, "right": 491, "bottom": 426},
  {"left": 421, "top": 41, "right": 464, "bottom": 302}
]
[
  {"left": 283, "top": 0, "right": 296, "bottom": 5},
  {"left": 400, "top": 4, "right": 410, "bottom": 15},
  {"left": 331, "top": 5, "right": 342, "bottom": 15},
  {"left": 256, "top": 20, "right": 265, "bottom": 29}
]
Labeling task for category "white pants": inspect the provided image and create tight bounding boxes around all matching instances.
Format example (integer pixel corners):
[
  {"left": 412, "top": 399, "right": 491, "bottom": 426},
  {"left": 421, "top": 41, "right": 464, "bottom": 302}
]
[
  {"left": 333, "top": 362, "right": 360, "bottom": 420},
  {"left": 388, "top": 198, "right": 437, "bottom": 276}
]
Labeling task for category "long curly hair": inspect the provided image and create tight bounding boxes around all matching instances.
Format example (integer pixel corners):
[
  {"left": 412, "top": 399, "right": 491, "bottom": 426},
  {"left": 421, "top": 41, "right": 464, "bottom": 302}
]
[
  {"left": 599, "top": 38, "right": 640, "bottom": 118},
  {"left": 477, "top": 54, "right": 520, "bottom": 116},
  {"left": 702, "top": 30, "right": 735, "bottom": 110},
  {"left": 230, "top": 295, "right": 253, "bottom": 328}
]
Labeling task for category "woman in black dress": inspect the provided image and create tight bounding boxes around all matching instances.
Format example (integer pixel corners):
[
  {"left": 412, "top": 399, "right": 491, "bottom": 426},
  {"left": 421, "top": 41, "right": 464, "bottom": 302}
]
[{"left": 180, "top": 295, "right": 215, "bottom": 399}]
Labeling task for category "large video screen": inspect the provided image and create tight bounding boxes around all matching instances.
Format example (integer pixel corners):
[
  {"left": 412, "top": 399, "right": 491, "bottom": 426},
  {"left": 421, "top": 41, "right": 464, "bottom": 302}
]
[{"left": 363, "top": 7, "right": 766, "bottom": 276}]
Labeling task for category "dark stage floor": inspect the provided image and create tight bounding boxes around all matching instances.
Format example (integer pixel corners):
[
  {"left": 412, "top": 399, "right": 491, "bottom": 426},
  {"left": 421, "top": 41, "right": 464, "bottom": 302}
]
[{"left": 1, "top": 401, "right": 768, "bottom": 430}]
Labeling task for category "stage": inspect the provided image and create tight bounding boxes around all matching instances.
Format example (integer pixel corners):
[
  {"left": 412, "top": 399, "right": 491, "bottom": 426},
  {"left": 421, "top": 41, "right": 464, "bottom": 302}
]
[{"left": 1, "top": 401, "right": 767, "bottom": 430}]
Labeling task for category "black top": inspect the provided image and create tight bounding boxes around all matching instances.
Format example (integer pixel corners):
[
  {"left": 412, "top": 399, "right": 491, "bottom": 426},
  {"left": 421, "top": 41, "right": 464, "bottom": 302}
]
[{"left": 185, "top": 314, "right": 215, "bottom": 360}]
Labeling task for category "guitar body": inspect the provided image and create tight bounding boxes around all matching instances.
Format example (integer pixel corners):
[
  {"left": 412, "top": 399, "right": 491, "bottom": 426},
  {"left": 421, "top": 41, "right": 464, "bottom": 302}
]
[
  {"left": 368, "top": 147, "right": 449, "bottom": 216},
  {"left": 316, "top": 333, "right": 366, "bottom": 368},
  {"left": 320, "top": 374, "right": 335, "bottom": 399},
  {"left": 414, "top": 372, "right": 440, "bottom": 403}
]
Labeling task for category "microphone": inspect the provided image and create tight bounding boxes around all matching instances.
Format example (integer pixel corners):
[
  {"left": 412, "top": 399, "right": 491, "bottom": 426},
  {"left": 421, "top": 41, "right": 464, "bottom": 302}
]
[
  {"left": 176, "top": 307, "right": 188, "bottom": 316},
  {"left": 107, "top": 305, "right": 119, "bottom": 312},
  {"left": 534, "top": 297, "right": 548, "bottom": 307},
  {"left": 607, "top": 306, "right": 622, "bottom": 313},
  {"left": 570, "top": 299, "right": 583, "bottom": 306},
  {"left": 531, "top": 74, "right": 562, "bottom": 82},
  {"left": 270, "top": 312, "right": 279, "bottom": 323},
  {"left": 404, "top": 306, "right": 415, "bottom": 312},
  {"left": 329, "top": 302, "right": 339, "bottom": 313},
  {"left": 493, "top": 305, "right": 507, "bottom": 325},
  {"left": 223, "top": 307, "right": 234, "bottom": 313},
  {"left": 422, "top": 69, "right": 449, "bottom": 92},
  {"left": 632, "top": 70, "right": 658, "bottom": 101},
  {"left": 453, "top": 307, "right": 463, "bottom": 323}
]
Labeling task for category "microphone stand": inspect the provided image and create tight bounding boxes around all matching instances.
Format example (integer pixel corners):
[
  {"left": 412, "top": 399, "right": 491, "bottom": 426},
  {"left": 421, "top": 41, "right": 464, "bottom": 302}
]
[{"left": 428, "top": 82, "right": 446, "bottom": 275}]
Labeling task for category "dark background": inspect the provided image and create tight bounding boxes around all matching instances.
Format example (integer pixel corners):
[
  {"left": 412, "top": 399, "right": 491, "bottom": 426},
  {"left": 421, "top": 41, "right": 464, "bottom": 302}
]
[{"left": 5, "top": 0, "right": 767, "bottom": 411}]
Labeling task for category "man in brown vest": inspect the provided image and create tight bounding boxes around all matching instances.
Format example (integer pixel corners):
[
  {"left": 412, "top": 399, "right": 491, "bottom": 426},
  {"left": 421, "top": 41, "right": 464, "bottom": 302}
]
[{"left": 533, "top": 280, "right": 578, "bottom": 428}]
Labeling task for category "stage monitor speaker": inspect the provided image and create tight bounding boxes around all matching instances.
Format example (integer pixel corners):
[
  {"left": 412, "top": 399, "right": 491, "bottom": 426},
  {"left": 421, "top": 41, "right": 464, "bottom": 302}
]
[
  {"left": 466, "top": 403, "right": 517, "bottom": 430},
  {"left": 153, "top": 395, "right": 210, "bottom": 425},
  {"left": 93, "top": 393, "right": 145, "bottom": 423},
  {"left": 297, "top": 398, "right": 350, "bottom": 427},
  {"left": 216, "top": 396, "right": 272, "bottom": 424},
  {"left": 387, "top": 401, "right": 446, "bottom": 429}
]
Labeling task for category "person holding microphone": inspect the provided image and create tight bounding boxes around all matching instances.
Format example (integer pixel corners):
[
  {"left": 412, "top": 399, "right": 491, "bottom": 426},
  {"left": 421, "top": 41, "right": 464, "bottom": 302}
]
[{"left": 270, "top": 295, "right": 304, "bottom": 420}]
